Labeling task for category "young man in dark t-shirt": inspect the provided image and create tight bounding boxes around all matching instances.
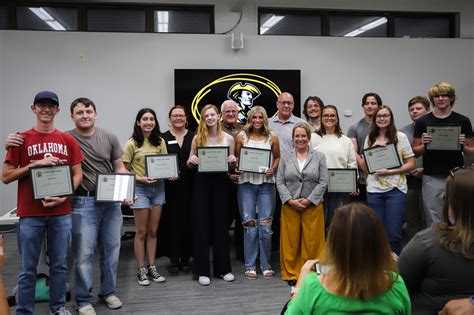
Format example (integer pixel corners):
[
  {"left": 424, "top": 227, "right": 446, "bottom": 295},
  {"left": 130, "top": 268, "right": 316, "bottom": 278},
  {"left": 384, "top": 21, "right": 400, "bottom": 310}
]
[{"left": 412, "top": 82, "right": 473, "bottom": 226}]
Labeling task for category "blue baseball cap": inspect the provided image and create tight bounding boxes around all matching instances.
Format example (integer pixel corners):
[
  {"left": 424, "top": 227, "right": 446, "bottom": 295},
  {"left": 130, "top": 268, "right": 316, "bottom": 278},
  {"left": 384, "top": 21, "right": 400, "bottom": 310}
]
[{"left": 33, "top": 91, "right": 59, "bottom": 106}]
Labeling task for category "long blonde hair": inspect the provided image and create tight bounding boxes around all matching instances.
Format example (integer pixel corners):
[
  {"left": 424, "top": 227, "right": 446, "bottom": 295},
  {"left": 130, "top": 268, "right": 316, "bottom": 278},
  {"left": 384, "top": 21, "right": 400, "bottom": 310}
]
[
  {"left": 195, "top": 104, "right": 223, "bottom": 147},
  {"left": 434, "top": 166, "right": 474, "bottom": 259},
  {"left": 242, "top": 106, "right": 272, "bottom": 142},
  {"left": 320, "top": 203, "right": 398, "bottom": 299}
]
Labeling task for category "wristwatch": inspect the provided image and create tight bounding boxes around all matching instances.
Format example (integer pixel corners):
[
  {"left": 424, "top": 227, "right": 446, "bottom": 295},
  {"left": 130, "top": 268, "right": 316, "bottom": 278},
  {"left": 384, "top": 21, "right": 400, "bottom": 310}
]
[{"left": 469, "top": 296, "right": 474, "bottom": 305}]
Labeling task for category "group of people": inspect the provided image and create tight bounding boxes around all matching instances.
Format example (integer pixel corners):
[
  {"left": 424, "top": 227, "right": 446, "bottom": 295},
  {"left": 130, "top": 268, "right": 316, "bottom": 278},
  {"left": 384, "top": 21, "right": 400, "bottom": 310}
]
[{"left": 1, "top": 80, "right": 473, "bottom": 315}]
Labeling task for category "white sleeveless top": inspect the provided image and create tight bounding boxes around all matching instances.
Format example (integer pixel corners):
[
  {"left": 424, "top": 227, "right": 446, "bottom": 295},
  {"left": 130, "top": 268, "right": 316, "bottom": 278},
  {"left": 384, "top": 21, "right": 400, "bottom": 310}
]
[
  {"left": 238, "top": 132, "right": 275, "bottom": 185},
  {"left": 207, "top": 133, "right": 229, "bottom": 147}
]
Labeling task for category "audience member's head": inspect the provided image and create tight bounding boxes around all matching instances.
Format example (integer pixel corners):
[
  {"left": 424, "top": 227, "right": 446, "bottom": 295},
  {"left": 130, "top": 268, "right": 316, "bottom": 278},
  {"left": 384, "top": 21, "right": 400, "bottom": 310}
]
[
  {"left": 321, "top": 203, "right": 397, "bottom": 299},
  {"left": 435, "top": 166, "right": 474, "bottom": 258}
]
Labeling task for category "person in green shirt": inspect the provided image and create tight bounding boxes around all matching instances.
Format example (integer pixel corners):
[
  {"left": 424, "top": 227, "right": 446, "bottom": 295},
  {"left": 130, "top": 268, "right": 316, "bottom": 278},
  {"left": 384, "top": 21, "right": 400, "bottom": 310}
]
[{"left": 285, "top": 203, "right": 411, "bottom": 315}]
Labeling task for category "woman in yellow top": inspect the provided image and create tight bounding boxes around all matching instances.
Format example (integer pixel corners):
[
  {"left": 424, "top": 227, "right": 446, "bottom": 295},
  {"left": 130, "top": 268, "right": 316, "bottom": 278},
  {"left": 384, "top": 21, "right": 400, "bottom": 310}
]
[{"left": 123, "top": 108, "right": 168, "bottom": 286}]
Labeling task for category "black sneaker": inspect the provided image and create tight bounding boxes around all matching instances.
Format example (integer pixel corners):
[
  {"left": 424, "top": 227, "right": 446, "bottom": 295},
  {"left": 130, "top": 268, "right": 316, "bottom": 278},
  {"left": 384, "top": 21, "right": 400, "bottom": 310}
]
[
  {"left": 147, "top": 265, "right": 166, "bottom": 283},
  {"left": 137, "top": 267, "right": 150, "bottom": 286}
]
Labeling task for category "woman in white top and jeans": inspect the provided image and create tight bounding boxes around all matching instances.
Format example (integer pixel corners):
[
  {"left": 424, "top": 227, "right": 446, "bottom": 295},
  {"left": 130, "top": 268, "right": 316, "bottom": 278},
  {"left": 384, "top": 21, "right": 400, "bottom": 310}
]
[
  {"left": 361, "top": 105, "right": 415, "bottom": 254},
  {"left": 235, "top": 106, "right": 280, "bottom": 280},
  {"left": 311, "top": 105, "right": 357, "bottom": 227}
]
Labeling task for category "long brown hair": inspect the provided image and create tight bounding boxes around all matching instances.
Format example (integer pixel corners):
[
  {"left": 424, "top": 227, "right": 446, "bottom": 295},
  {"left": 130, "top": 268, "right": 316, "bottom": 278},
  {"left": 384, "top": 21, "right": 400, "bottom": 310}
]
[
  {"left": 434, "top": 166, "right": 474, "bottom": 259},
  {"left": 195, "top": 104, "right": 223, "bottom": 147},
  {"left": 320, "top": 203, "right": 398, "bottom": 299},
  {"left": 368, "top": 105, "right": 398, "bottom": 148}
]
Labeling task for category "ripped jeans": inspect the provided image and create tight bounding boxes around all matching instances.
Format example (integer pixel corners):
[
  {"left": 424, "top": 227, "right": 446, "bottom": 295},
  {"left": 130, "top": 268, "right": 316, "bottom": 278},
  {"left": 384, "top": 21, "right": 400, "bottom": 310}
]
[{"left": 237, "top": 182, "right": 276, "bottom": 271}]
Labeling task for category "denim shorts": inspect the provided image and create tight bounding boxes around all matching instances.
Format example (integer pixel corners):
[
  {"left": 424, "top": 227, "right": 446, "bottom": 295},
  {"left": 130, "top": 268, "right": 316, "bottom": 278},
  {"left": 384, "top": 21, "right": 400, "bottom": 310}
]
[{"left": 132, "top": 181, "right": 166, "bottom": 209}]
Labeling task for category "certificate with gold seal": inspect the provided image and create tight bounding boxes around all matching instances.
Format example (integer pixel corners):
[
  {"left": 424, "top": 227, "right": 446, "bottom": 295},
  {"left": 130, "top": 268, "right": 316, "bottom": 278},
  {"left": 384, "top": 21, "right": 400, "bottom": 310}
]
[
  {"left": 363, "top": 144, "right": 402, "bottom": 174},
  {"left": 197, "top": 147, "right": 229, "bottom": 173},
  {"left": 238, "top": 147, "right": 271, "bottom": 174},
  {"left": 426, "top": 125, "right": 461, "bottom": 151},
  {"left": 327, "top": 169, "right": 357, "bottom": 193},
  {"left": 30, "top": 165, "right": 74, "bottom": 200},
  {"left": 96, "top": 173, "right": 135, "bottom": 202},
  {"left": 145, "top": 154, "right": 179, "bottom": 179}
]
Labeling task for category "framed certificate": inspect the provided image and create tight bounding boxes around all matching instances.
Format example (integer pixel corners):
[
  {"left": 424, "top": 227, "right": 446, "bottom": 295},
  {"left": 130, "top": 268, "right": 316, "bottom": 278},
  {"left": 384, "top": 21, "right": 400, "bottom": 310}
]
[
  {"left": 197, "top": 146, "right": 229, "bottom": 173},
  {"left": 0, "top": 208, "right": 18, "bottom": 234},
  {"left": 30, "top": 165, "right": 74, "bottom": 200},
  {"left": 145, "top": 154, "right": 179, "bottom": 179},
  {"left": 95, "top": 173, "right": 135, "bottom": 202},
  {"left": 363, "top": 144, "right": 402, "bottom": 174},
  {"left": 238, "top": 147, "right": 271, "bottom": 174},
  {"left": 327, "top": 169, "right": 357, "bottom": 193},
  {"left": 426, "top": 125, "right": 461, "bottom": 151}
]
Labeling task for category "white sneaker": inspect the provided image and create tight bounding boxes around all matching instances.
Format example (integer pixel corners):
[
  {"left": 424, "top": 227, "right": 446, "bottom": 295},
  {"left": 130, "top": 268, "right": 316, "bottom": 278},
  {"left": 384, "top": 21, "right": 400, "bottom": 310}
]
[
  {"left": 49, "top": 307, "right": 72, "bottom": 315},
  {"left": 78, "top": 304, "right": 96, "bottom": 315},
  {"left": 198, "top": 276, "right": 211, "bottom": 286},
  {"left": 104, "top": 294, "right": 122, "bottom": 309},
  {"left": 221, "top": 273, "right": 235, "bottom": 282}
]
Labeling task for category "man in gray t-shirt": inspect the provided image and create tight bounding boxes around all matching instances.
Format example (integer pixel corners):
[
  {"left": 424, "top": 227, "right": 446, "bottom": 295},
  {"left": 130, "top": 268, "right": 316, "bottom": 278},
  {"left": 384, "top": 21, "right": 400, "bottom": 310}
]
[
  {"left": 347, "top": 92, "right": 382, "bottom": 201},
  {"left": 67, "top": 98, "right": 129, "bottom": 312}
]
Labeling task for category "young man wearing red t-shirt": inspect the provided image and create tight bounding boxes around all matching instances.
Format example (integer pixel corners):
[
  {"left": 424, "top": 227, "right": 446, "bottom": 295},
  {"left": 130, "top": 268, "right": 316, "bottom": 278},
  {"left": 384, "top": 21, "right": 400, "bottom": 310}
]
[{"left": 2, "top": 91, "right": 83, "bottom": 315}]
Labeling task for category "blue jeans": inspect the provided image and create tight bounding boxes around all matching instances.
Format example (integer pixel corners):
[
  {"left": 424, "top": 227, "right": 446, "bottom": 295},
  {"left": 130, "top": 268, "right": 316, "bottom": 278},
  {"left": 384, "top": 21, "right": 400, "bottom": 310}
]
[
  {"left": 323, "top": 192, "right": 350, "bottom": 227},
  {"left": 237, "top": 182, "right": 276, "bottom": 270},
  {"left": 16, "top": 215, "right": 71, "bottom": 315},
  {"left": 71, "top": 197, "right": 123, "bottom": 308},
  {"left": 132, "top": 182, "right": 165, "bottom": 209},
  {"left": 367, "top": 188, "right": 407, "bottom": 255}
]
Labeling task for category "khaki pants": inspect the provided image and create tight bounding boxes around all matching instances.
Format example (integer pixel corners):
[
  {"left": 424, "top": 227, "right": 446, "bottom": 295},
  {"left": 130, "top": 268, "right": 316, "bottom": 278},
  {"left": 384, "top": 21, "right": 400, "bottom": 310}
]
[{"left": 280, "top": 203, "right": 325, "bottom": 281}]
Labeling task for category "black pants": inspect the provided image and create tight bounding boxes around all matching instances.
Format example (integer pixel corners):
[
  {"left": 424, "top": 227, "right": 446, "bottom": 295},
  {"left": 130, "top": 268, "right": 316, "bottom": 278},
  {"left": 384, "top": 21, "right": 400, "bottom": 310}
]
[
  {"left": 191, "top": 173, "right": 231, "bottom": 277},
  {"left": 167, "top": 175, "right": 192, "bottom": 263}
]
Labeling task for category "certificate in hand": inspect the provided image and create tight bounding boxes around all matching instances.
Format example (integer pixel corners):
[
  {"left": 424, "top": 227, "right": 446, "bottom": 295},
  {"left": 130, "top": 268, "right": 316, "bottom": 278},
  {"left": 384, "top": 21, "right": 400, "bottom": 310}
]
[
  {"left": 197, "top": 146, "right": 229, "bottom": 173},
  {"left": 30, "top": 165, "right": 74, "bottom": 200},
  {"left": 426, "top": 125, "right": 461, "bottom": 151},
  {"left": 238, "top": 147, "right": 271, "bottom": 174},
  {"left": 145, "top": 154, "right": 179, "bottom": 179},
  {"left": 363, "top": 144, "right": 402, "bottom": 174},
  {"left": 327, "top": 169, "right": 357, "bottom": 193},
  {"left": 96, "top": 173, "right": 135, "bottom": 202}
]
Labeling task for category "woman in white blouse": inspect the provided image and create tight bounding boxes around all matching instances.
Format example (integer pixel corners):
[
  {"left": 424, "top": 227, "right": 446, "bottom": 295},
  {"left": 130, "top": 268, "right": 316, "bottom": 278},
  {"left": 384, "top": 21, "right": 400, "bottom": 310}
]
[{"left": 311, "top": 105, "right": 357, "bottom": 227}]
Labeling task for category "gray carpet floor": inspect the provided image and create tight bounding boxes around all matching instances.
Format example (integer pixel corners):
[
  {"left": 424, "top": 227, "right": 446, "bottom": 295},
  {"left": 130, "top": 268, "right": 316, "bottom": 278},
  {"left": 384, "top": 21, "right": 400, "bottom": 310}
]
[{"left": 2, "top": 230, "right": 289, "bottom": 314}]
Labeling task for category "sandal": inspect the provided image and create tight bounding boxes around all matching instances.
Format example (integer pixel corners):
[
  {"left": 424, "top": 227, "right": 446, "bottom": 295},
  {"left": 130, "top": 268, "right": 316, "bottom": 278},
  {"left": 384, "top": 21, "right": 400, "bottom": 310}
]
[
  {"left": 262, "top": 269, "right": 275, "bottom": 279},
  {"left": 181, "top": 261, "right": 192, "bottom": 273},
  {"left": 245, "top": 269, "right": 257, "bottom": 280}
]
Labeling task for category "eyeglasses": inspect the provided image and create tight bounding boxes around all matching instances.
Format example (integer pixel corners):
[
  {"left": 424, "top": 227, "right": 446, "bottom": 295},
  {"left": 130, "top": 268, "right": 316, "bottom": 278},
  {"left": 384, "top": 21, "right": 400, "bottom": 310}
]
[
  {"left": 223, "top": 110, "right": 238, "bottom": 114},
  {"left": 449, "top": 166, "right": 466, "bottom": 177},
  {"left": 322, "top": 114, "right": 337, "bottom": 119},
  {"left": 278, "top": 101, "right": 294, "bottom": 106},
  {"left": 170, "top": 114, "right": 185, "bottom": 118},
  {"left": 375, "top": 114, "right": 391, "bottom": 119}
]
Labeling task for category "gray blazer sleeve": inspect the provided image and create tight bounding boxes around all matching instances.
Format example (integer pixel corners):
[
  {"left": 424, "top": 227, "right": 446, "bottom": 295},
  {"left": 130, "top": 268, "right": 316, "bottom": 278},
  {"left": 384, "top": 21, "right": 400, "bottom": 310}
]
[
  {"left": 276, "top": 152, "right": 292, "bottom": 205},
  {"left": 306, "top": 152, "right": 328, "bottom": 205}
]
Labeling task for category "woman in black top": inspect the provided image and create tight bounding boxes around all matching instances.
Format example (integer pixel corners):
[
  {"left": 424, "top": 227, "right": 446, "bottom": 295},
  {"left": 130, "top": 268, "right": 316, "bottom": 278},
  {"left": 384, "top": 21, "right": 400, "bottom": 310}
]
[{"left": 160, "top": 105, "right": 195, "bottom": 273}]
